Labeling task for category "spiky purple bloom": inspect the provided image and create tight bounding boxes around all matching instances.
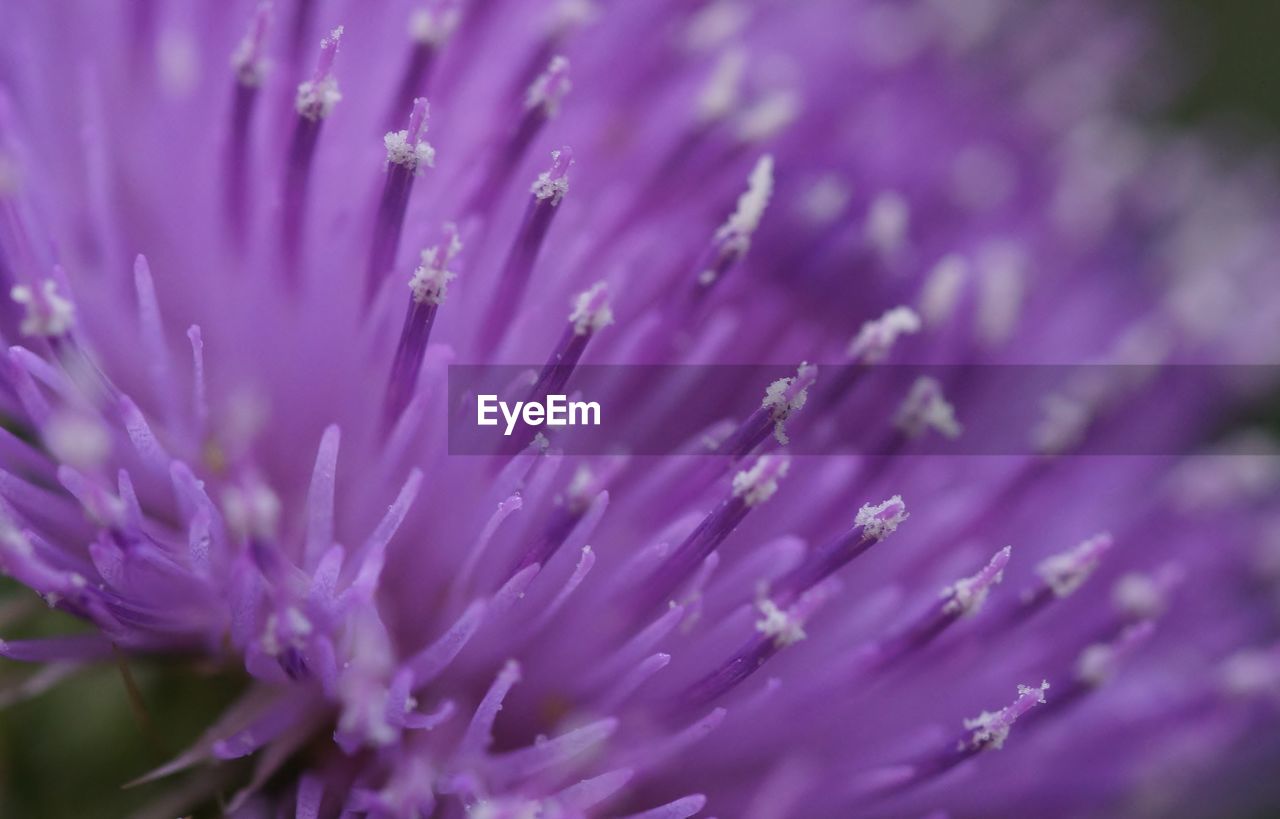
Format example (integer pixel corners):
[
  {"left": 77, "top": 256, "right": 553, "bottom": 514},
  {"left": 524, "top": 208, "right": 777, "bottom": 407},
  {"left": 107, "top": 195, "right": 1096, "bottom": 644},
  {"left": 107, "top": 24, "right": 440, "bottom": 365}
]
[{"left": 1, "top": 1, "right": 1279, "bottom": 817}]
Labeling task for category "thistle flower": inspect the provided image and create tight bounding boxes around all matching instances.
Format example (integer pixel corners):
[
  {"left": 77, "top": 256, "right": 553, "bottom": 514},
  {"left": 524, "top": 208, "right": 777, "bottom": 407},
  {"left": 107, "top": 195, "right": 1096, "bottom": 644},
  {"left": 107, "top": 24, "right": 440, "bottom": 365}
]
[{"left": 0, "top": 1, "right": 1279, "bottom": 818}]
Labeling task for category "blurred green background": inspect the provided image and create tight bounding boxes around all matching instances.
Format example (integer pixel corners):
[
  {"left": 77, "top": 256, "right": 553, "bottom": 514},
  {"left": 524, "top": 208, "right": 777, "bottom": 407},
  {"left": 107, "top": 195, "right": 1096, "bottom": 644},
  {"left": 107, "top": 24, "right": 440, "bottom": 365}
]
[
  {"left": 1167, "top": 0, "right": 1280, "bottom": 132},
  {"left": 4, "top": 2, "right": 1280, "bottom": 817}
]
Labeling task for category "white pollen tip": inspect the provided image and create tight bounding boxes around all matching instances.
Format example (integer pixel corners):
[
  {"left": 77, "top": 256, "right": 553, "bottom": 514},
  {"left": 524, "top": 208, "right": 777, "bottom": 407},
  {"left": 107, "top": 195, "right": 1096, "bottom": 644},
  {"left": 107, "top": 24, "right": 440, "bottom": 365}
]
[
  {"left": 1076, "top": 620, "right": 1155, "bottom": 686},
  {"left": 531, "top": 146, "right": 574, "bottom": 205},
  {"left": 865, "top": 191, "right": 910, "bottom": 256},
  {"left": 1037, "top": 532, "right": 1113, "bottom": 598},
  {"left": 698, "top": 48, "right": 746, "bottom": 122},
  {"left": 569, "top": 282, "right": 613, "bottom": 335},
  {"left": 1219, "top": 644, "right": 1280, "bottom": 698},
  {"left": 847, "top": 305, "right": 921, "bottom": 363},
  {"left": 230, "top": 1, "right": 272, "bottom": 87},
  {"left": 896, "top": 376, "right": 962, "bottom": 440},
  {"left": 761, "top": 362, "right": 817, "bottom": 444},
  {"left": 1111, "top": 567, "right": 1180, "bottom": 621},
  {"left": 942, "top": 545, "right": 1012, "bottom": 617},
  {"left": 919, "top": 254, "right": 969, "bottom": 326},
  {"left": 717, "top": 154, "right": 775, "bottom": 243},
  {"left": 962, "top": 680, "right": 1048, "bottom": 751},
  {"left": 855, "top": 495, "right": 908, "bottom": 541},
  {"left": 384, "top": 131, "right": 435, "bottom": 174},
  {"left": 755, "top": 598, "right": 806, "bottom": 647},
  {"left": 732, "top": 454, "right": 790, "bottom": 507},
  {"left": 526, "top": 55, "right": 572, "bottom": 117},
  {"left": 296, "top": 77, "right": 342, "bottom": 120},
  {"left": 295, "top": 24, "right": 345, "bottom": 119},
  {"left": 12, "top": 280, "right": 75, "bottom": 338},
  {"left": 408, "top": 223, "right": 462, "bottom": 305},
  {"left": 735, "top": 89, "right": 800, "bottom": 143},
  {"left": 409, "top": 2, "right": 461, "bottom": 45}
]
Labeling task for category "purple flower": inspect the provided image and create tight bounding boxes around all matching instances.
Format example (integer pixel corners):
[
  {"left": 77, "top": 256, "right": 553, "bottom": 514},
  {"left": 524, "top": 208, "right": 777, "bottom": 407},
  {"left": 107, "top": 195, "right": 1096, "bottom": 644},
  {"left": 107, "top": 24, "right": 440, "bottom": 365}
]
[{"left": 1, "top": 1, "right": 1279, "bottom": 817}]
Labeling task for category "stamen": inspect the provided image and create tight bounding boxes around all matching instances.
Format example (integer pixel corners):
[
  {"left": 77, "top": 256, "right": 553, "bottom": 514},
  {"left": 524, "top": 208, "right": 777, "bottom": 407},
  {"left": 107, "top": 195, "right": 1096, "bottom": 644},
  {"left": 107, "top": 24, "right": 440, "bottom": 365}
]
[
  {"left": 637, "top": 455, "right": 788, "bottom": 612},
  {"left": 230, "top": 1, "right": 272, "bottom": 87},
  {"left": 224, "top": 7, "right": 272, "bottom": 241},
  {"left": 718, "top": 364, "right": 817, "bottom": 458},
  {"left": 731, "top": 453, "right": 790, "bottom": 507},
  {"left": 960, "top": 680, "right": 1049, "bottom": 751},
  {"left": 1036, "top": 532, "right": 1112, "bottom": 598},
  {"left": 385, "top": 225, "right": 462, "bottom": 427},
  {"left": 367, "top": 98, "right": 435, "bottom": 305},
  {"left": 698, "top": 48, "right": 747, "bottom": 123},
  {"left": 847, "top": 306, "right": 921, "bottom": 364},
  {"left": 975, "top": 241, "right": 1026, "bottom": 345},
  {"left": 280, "top": 29, "right": 343, "bottom": 279},
  {"left": 570, "top": 281, "right": 614, "bottom": 336},
  {"left": 1111, "top": 564, "right": 1182, "bottom": 621},
  {"left": 410, "top": 1, "right": 462, "bottom": 46},
  {"left": 1075, "top": 620, "right": 1155, "bottom": 686},
  {"left": 772, "top": 495, "right": 907, "bottom": 603},
  {"left": 864, "top": 191, "right": 910, "bottom": 258},
  {"left": 477, "top": 148, "right": 574, "bottom": 350},
  {"left": 755, "top": 598, "right": 805, "bottom": 647},
  {"left": 294, "top": 27, "right": 343, "bottom": 121},
  {"left": 942, "top": 546, "right": 1011, "bottom": 617},
  {"left": 734, "top": 90, "right": 799, "bottom": 143},
  {"left": 696, "top": 154, "right": 774, "bottom": 289},
  {"left": 683, "top": 579, "right": 838, "bottom": 706},
  {"left": 1219, "top": 642, "right": 1280, "bottom": 699},
  {"left": 525, "top": 55, "right": 573, "bottom": 116},
  {"left": 510, "top": 465, "right": 605, "bottom": 576},
  {"left": 466, "top": 56, "right": 571, "bottom": 217},
  {"left": 11, "top": 280, "right": 74, "bottom": 338},
  {"left": 502, "top": 282, "right": 612, "bottom": 450},
  {"left": 385, "top": 2, "right": 460, "bottom": 128},
  {"left": 919, "top": 254, "right": 969, "bottom": 326},
  {"left": 895, "top": 376, "right": 962, "bottom": 440}
]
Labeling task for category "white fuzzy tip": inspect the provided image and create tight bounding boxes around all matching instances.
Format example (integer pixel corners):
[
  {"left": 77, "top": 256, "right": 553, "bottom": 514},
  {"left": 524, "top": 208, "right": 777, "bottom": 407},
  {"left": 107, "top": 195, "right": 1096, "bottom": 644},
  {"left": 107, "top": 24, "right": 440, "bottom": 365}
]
[
  {"left": 735, "top": 89, "right": 799, "bottom": 143},
  {"left": 943, "top": 546, "right": 1011, "bottom": 617},
  {"left": 384, "top": 131, "right": 436, "bottom": 175},
  {"left": 526, "top": 55, "right": 572, "bottom": 117},
  {"left": 230, "top": 2, "right": 272, "bottom": 87},
  {"left": 295, "top": 26, "right": 344, "bottom": 119},
  {"left": 409, "top": 224, "right": 462, "bottom": 305},
  {"left": 716, "top": 154, "right": 775, "bottom": 244},
  {"left": 409, "top": 2, "right": 461, "bottom": 45},
  {"left": 698, "top": 48, "right": 746, "bottom": 122},
  {"left": 732, "top": 454, "right": 790, "bottom": 507},
  {"left": 1219, "top": 645, "right": 1280, "bottom": 699},
  {"left": 755, "top": 598, "right": 806, "bottom": 647},
  {"left": 531, "top": 147, "right": 573, "bottom": 205},
  {"left": 962, "top": 681, "right": 1048, "bottom": 751},
  {"left": 11, "top": 280, "right": 75, "bottom": 338},
  {"left": 896, "top": 376, "right": 962, "bottom": 440},
  {"left": 45, "top": 413, "right": 111, "bottom": 470},
  {"left": 1037, "top": 533, "right": 1113, "bottom": 598},
  {"left": 1111, "top": 566, "right": 1182, "bottom": 621},
  {"left": 1075, "top": 620, "right": 1155, "bottom": 686},
  {"left": 222, "top": 481, "right": 282, "bottom": 541},
  {"left": 761, "top": 363, "right": 817, "bottom": 445},
  {"left": 569, "top": 282, "right": 613, "bottom": 336},
  {"left": 296, "top": 76, "right": 341, "bottom": 120},
  {"left": 847, "top": 306, "right": 921, "bottom": 363},
  {"left": 855, "top": 495, "right": 908, "bottom": 541},
  {"left": 865, "top": 191, "right": 910, "bottom": 256},
  {"left": 919, "top": 254, "right": 969, "bottom": 326}
]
